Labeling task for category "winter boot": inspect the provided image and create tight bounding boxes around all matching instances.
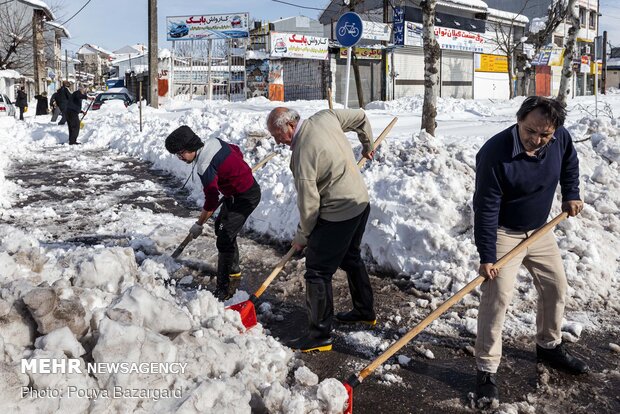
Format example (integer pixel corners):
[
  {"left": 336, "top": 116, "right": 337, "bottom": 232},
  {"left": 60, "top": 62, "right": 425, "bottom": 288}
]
[
  {"left": 227, "top": 272, "right": 242, "bottom": 298},
  {"left": 536, "top": 343, "right": 589, "bottom": 374},
  {"left": 214, "top": 252, "right": 235, "bottom": 301},
  {"left": 475, "top": 370, "right": 499, "bottom": 403},
  {"left": 287, "top": 279, "right": 333, "bottom": 352},
  {"left": 336, "top": 264, "right": 376, "bottom": 326}
]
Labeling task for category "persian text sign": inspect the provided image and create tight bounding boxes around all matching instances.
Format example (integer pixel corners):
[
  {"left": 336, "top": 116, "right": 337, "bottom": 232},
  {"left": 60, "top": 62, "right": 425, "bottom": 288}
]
[
  {"left": 166, "top": 13, "right": 249, "bottom": 41},
  {"left": 362, "top": 21, "right": 391, "bottom": 41},
  {"left": 339, "top": 47, "right": 382, "bottom": 60},
  {"left": 475, "top": 54, "right": 508, "bottom": 73},
  {"left": 270, "top": 32, "right": 328, "bottom": 60},
  {"left": 405, "top": 22, "right": 484, "bottom": 53}
]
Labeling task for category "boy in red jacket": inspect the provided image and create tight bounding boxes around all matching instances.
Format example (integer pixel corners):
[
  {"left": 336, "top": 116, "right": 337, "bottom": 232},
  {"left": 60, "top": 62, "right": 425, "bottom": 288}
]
[{"left": 165, "top": 125, "right": 261, "bottom": 300}]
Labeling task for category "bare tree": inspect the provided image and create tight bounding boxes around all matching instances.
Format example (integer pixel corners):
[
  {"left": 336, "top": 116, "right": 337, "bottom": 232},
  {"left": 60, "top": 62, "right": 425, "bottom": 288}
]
[
  {"left": 557, "top": 0, "right": 579, "bottom": 105},
  {"left": 520, "top": 0, "right": 570, "bottom": 95},
  {"left": 485, "top": 5, "right": 529, "bottom": 99},
  {"left": 0, "top": 2, "right": 34, "bottom": 71},
  {"left": 420, "top": 0, "right": 439, "bottom": 136}
]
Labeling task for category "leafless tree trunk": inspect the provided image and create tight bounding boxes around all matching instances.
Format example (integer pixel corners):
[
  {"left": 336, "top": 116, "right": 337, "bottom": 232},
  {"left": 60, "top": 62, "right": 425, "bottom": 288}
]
[
  {"left": 557, "top": 0, "right": 579, "bottom": 105},
  {"left": 521, "top": 0, "right": 570, "bottom": 96},
  {"left": 421, "top": 0, "right": 439, "bottom": 136}
]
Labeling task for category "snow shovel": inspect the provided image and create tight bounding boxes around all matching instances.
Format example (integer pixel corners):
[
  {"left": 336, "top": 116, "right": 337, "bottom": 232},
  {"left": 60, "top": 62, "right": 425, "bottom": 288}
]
[
  {"left": 341, "top": 211, "right": 569, "bottom": 414},
  {"left": 79, "top": 98, "right": 94, "bottom": 129},
  {"left": 171, "top": 152, "right": 277, "bottom": 259},
  {"left": 227, "top": 116, "right": 399, "bottom": 329}
]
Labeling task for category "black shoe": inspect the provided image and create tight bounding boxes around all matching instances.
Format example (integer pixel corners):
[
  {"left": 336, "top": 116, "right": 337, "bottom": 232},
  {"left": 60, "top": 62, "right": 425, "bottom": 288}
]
[
  {"left": 335, "top": 309, "right": 377, "bottom": 326},
  {"left": 476, "top": 370, "right": 499, "bottom": 402},
  {"left": 213, "top": 283, "right": 231, "bottom": 301},
  {"left": 287, "top": 335, "right": 332, "bottom": 352},
  {"left": 536, "top": 344, "right": 589, "bottom": 374}
]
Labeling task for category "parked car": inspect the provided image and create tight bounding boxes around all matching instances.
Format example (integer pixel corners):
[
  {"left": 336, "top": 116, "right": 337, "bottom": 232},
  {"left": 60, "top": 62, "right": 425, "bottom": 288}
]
[
  {"left": 91, "top": 90, "right": 134, "bottom": 110},
  {"left": 169, "top": 22, "right": 189, "bottom": 38},
  {"left": 0, "top": 93, "right": 16, "bottom": 117}
]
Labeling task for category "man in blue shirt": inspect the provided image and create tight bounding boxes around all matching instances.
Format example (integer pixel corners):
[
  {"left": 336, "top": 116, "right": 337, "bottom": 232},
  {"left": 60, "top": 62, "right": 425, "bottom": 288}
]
[{"left": 473, "top": 96, "right": 588, "bottom": 404}]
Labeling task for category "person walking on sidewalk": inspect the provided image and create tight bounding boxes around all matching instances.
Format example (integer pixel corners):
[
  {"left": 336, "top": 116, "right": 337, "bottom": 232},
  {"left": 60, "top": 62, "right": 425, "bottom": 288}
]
[
  {"left": 165, "top": 125, "right": 261, "bottom": 300},
  {"left": 56, "top": 81, "right": 72, "bottom": 125},
  {"left": 266, "top": 107, "right": 377, "bottom": 353},
  {"left": 34, "top": 92, "right": 49, "bottom": 116},
  {"left": 66, "top": 86, "right": 88, "bottom": 145},
  {"left": 15, "top": 87, "right": 27, "bottom": 121},
  {"left": 473, "top": 96, "right": 588, "bottom": 404},
  {"left": 49, "top": 91, "right": 61, "bottom": 122}
]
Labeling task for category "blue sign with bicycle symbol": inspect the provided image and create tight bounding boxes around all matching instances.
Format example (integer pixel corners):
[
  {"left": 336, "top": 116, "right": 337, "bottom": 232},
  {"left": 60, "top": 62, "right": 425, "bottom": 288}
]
[{"left": 336, "top": 12, "right": 363, "bottom": 47}]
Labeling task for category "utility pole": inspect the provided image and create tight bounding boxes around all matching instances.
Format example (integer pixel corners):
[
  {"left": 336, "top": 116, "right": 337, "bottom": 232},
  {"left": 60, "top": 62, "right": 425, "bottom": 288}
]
[
  {"left": 348, "top": 0, "right": 365, "bottom": 108},
  {"left": 148, "top": 0, "right": 159, "bottom": 107},
  {"left": 65, "top": 49, "right": 69, "bottom": 83},
  {"left": 602, "top": 30, "right": 607, "bottom": 94},
  {"left": 382, "top": 0, "right": 388, "bottom": 101}
]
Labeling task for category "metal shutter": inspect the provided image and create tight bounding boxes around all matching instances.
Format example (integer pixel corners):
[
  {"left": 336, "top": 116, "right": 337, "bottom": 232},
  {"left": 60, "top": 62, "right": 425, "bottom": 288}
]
[
  {"left": 441, "top": 50, "right": 473, "bottom": 99},
  {"left": 393, "top": 46, "right": 424, "bottom": 99}
]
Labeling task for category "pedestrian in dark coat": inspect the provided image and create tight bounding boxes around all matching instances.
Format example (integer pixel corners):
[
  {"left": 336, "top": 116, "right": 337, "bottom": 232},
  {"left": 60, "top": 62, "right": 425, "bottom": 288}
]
[
  {"left": 34, "top": 92, "right": 49, "bottom": 115},
  {"left": 49, "top": 91, "right": 62, "bottom": 122},
  {"left": 66, "top": 86, "right": 88, "bottom": 145},
  {"left": 15, "top": 87, "right": 27, "bottom": 121},
  {"left": 56, "top": 81, "right": 72, "bottom": 125}
]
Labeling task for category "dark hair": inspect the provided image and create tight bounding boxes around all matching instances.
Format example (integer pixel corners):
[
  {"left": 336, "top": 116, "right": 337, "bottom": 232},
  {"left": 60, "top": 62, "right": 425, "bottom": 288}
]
[
  {"left": 516, "top": 96, "right": 566, "bottom": 128},
  {"left": 165, "top": 125, "right": 204, "bottom": 154}
]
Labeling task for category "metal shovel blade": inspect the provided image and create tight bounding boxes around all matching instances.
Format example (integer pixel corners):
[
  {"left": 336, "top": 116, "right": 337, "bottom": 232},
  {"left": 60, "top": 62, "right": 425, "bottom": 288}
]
[{"left": 227, "top": 298, "right": 257, "bottom": 329}]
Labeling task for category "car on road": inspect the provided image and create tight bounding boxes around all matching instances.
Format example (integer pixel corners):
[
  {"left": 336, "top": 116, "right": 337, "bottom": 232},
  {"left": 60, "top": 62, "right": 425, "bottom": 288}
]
[
  {"left": 169, "top": 22, "right": 189, "bottom": 38},
  {"left": 91, "top": 89, "right": 134, "bottom": 110},
  {"left": 0, "top": 93, "right": 16, "bottom": 117}
]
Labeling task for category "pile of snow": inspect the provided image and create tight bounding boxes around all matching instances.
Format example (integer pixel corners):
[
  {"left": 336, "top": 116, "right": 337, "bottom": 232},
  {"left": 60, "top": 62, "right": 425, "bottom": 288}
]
[
  {"left": 1, "top": 92, "right": 619, "bottom": 410},
  {"left": 0, "top": 225, "right": 348, "bottom": 412}
]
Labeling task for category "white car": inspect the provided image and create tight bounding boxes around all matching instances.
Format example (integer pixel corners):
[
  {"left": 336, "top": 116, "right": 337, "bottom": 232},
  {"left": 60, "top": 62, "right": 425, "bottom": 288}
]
[{"left": 0, "top": 93, "right": 16, "bottom": 117}]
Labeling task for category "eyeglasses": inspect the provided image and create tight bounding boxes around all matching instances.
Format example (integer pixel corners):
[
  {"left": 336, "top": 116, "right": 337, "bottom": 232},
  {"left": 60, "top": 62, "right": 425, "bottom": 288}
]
[{"left": 176, "top": 150, "right": 187, "bottom": 159}]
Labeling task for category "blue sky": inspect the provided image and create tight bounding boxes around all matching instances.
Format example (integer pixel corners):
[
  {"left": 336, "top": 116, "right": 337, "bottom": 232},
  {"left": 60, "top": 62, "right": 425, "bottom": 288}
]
[
  {"left": 55, "top": 0, "right": 620, "bottom": 53},
  {"left": 56, "top": 0, "right": 327, "bottom": 53}
]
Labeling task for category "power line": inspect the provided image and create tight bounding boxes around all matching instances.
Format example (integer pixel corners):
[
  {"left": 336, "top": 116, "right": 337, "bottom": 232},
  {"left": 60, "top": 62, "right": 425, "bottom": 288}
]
[
  {"left": 61, "top": 0, "right": 93, "bottom": 25},
  {"left": 271, "top": 0, "right": 326, "bottom": 12}
]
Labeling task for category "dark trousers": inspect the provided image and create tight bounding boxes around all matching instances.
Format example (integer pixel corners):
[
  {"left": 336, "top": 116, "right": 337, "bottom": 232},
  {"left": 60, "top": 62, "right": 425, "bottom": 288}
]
[
  {"left": 50, "top": 107, "right": 61, "bottom": 122},
  {"left": 214, "top": 180, "right": 261, "bottom": 284},
  {"left": 304, "top": 204, "right": 374, "bottom": 336},
  {"left": 58, "top": 109, "right": 67, "bottom": 125},
  {"left": 66, "top": 111, "right": 80, "bottom": 144},
  {"left": 19, "top": 106, "right": 24, "bottom": 120}
]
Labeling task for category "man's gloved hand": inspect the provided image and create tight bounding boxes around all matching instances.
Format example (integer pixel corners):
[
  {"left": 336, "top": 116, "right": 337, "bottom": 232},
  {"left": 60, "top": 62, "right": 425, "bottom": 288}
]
[{"left": 189, "top": 222, "right": 203, "bottom": 239}]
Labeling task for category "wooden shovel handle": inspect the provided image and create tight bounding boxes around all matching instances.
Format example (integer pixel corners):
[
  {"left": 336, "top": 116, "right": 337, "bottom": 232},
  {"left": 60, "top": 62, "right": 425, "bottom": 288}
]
[
  {"left": 357, "top": 117, "right": 398, "bottom": 169},
  {"left": 171, "top": 152, "right": 277, "bottom": 259},
  {"left": 328, "top": 88, "right": 333, "bottom": 110},
  {"left": 254, "top": 247, "right": 297, "bottom": 299},
  {"left": 356, "top": 211, "right": 569, "bottom": 382}
]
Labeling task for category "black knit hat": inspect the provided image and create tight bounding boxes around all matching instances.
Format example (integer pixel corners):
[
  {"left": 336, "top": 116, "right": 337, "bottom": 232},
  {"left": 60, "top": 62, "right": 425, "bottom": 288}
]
[{"left": 165, "top": 125, "right": 204, "bottom": 154}]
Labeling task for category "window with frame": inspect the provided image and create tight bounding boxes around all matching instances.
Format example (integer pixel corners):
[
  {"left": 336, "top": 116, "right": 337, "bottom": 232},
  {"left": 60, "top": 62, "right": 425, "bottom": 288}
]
[
  {"left": 579, "top": 7, "right": 586, "bottom": 27},
  {"left": 589, "top": 10, "right": 596, "bottom": 30}
]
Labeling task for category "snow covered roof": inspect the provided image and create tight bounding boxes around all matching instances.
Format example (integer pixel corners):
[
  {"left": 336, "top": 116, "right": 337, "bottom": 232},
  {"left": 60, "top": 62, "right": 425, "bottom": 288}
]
[
  {"left": 78, "top": 44, "right": 114, "bottom": 57},
  {"left": 607, "top": 58, "right": 620, "bottom": 68},
  {"left": 439, "top": 0, "right": 488, "bottom": 13},
  {"left": 487, "top": 7, "right": 529, "bottom": 25},
  {"left": 0, "top": 69, "right": 21, "bottom": 79},
  {"left": 113, "top": 45, "right": 146, "bottom": 55},
  {"left": 17, "top": 0, "right": 55, "bottom": 20},
  {"left": 44, "top": 20, "right": 70, "bottom": 38}
]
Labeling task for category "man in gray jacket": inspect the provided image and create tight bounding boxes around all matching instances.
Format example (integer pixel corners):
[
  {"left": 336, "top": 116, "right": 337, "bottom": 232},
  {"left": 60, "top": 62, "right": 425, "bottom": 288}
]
[{"left": 267, "top": 107, "right": 376, "bottom": 352}]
